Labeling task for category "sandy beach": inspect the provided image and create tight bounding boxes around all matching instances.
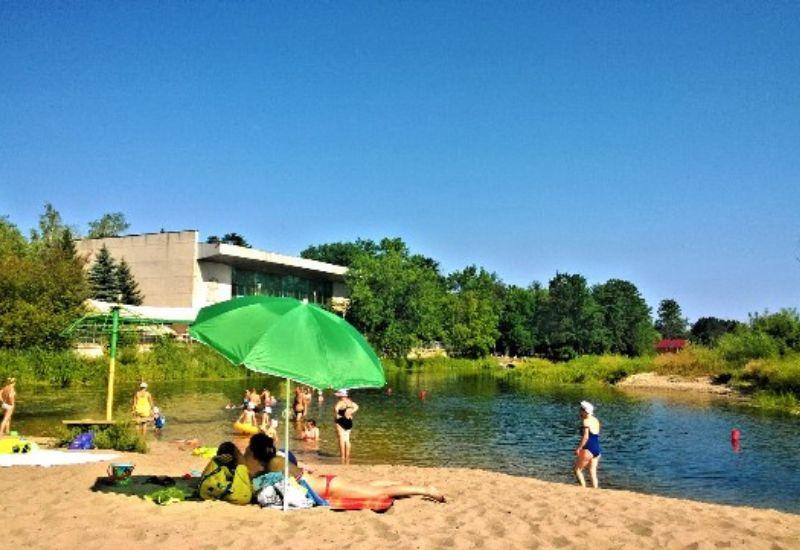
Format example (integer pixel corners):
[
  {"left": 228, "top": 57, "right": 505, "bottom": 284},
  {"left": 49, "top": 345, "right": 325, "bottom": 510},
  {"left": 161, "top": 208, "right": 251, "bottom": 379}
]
[{"left": 1, "top": 441, "right": 798, "bottom": 550}]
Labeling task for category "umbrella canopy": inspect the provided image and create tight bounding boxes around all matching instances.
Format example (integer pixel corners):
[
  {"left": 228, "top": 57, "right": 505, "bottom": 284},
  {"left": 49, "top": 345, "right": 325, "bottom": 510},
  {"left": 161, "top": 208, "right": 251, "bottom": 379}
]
[{"left": 189, "top": 296, "right": 385, "bottom": 390}]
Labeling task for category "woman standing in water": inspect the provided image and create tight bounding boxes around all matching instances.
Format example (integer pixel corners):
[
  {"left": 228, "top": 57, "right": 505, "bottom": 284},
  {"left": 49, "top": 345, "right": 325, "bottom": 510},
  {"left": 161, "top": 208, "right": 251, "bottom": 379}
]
[
  {"left": 293, "top": 386, "right": 306, "bottom": 421},
  {"left": 0, "top": 377, "right": 16, "bottom": 436},
  {"left": 574, "top": 400, "right": 602, "bottom": 488},
  {"left": 334, "top": 389, "right": 358, "bottom": 465}
]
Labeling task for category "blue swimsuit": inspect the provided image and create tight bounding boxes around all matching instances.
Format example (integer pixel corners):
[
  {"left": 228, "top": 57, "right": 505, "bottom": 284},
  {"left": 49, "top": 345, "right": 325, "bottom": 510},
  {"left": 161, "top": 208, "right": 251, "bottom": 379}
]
[{"left": 584, "top": 430, "right": 601, "bottom": 457}]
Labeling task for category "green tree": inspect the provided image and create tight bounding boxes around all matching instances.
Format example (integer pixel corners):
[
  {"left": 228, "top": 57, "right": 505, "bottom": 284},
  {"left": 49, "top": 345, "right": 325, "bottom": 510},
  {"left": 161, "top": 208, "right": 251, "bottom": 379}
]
[
  {"left": 443, "top": 266, "right": 503, "bottom": 357},
  {"left": 87, "top": 212, "right": 130, "bottom": 238},
  {"left": 0, "top": 218, "right": 88, "bottom": 348},
  {"left": 497, "top": 284, "right": 545, "bottom": 356},
  {"left": 300, "top": 239, "right": 379, "bottom": 267},
  {"left": 116, "top": 258, "right": 144, "bottom": 305},
  {"left": 690, "top": 316, "right": 740, "bottom": 346},
  {"left": 0, "top": 217, "right": 27, "bottom": 257},
  {"left": 346, "top": 238, "right": 447, "bottom": 357},
  {"left": 750, "top": 309, "right": 800, "bottom": 354},
  {"left": 206, "top": 233, "right": 251, "bottom": 248},
  {"left": 654, "top": 299, "right": 688, "bottom": 339},
  {"left": 88, "top": 245, "right": 120, "bottom": 302},
  {"left": 30, "top": 202, "right": 74, "bottom": 245},
  {"left": 592, "top": 279, "right": 657, "bottom": 356},
  {"left": 540, "top": 273, "right": 607, "bottom": 360}
]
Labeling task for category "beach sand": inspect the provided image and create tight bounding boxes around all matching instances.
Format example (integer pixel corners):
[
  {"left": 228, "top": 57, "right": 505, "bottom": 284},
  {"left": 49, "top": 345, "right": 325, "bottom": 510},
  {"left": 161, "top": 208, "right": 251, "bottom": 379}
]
[{"left": 1, "top": 441, "right": 798, "bottom": 549}]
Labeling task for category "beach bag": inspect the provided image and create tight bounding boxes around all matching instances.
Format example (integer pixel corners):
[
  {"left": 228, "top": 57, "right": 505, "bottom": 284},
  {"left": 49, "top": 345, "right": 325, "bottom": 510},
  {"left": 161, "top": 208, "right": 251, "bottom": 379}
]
[
  {"left": 198, "top": 458, "right": 252, "bottom": 505},
  {"left": 254, "top": 473, "right": 314, "bottom": 509},
  {"left": 68, "top": 432, "right": 94, "bottom": 450}
]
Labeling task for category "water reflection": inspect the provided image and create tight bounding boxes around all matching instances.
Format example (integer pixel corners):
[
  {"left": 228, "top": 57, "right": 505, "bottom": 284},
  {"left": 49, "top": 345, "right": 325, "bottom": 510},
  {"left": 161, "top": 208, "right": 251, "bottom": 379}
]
[{"left": 12, "top": 370, "right": 800, "bottom": 512}]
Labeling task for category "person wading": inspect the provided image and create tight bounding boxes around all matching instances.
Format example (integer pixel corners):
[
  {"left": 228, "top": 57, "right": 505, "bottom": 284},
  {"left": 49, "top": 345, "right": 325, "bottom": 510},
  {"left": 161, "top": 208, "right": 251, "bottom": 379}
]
[{"left": 0, "top": 377, "right": 17, "bottom": 436}]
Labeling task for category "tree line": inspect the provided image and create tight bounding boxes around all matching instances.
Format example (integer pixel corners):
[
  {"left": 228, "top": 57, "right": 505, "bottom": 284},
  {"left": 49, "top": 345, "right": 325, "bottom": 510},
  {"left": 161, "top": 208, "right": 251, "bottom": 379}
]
[
  {"left": 0, "top": 204, "right": 144, "bottom": 348},
  {"left": 301, "top": 237, "right": 789, "bottom": 360}
]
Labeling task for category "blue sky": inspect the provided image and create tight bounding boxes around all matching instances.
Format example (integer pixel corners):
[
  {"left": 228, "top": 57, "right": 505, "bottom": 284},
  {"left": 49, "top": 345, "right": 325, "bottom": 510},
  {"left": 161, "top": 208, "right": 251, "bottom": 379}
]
[{"left": 1, "top": 2, "right": 798, "bottom": 321}]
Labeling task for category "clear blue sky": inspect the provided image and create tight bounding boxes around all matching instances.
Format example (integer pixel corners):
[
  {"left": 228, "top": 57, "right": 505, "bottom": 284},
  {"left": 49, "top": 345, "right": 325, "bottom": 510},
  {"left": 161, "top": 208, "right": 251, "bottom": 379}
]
[{"left": 1, "top": 2, "right": 798, "bottom": 321}]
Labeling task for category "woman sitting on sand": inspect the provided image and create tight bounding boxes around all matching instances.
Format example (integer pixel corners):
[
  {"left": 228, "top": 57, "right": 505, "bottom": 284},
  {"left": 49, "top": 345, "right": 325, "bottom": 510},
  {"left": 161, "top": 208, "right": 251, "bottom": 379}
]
[
  {"left": 246, "top": 433, "right": 445, "bottom": 503},
  {"left": 574, "top": 400, "right": 602, "bottom": 488}
]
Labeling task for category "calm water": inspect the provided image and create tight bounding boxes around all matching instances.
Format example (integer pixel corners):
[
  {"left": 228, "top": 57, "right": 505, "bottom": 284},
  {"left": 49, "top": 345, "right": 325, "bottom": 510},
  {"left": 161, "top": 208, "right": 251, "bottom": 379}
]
[{"left": 12, "top": 370, "right": 800, "bottom": 513}]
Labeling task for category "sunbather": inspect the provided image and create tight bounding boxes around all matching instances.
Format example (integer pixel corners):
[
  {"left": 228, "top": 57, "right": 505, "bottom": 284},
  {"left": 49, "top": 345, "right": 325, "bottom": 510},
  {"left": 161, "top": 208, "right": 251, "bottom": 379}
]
[{"left": 246, "top": 433, "right": 445, "bottom": 502}]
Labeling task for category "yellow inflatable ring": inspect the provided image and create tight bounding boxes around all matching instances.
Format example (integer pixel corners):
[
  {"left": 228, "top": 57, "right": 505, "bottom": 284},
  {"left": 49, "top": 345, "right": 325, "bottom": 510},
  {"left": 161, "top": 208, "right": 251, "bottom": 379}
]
[{"left": 232, "top": 422, "right": 259, "bottom": 435}]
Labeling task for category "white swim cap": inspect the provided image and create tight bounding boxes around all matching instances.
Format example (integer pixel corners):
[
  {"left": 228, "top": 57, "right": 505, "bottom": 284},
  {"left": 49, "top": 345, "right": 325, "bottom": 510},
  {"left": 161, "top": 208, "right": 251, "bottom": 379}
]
[
  {"left": 140, "top": 382, "right": 148, "bottom": 388},
  {"left": 580, "top": 400, "right": 594, "bottom": 415},
  {"left": 335, "top": 389, "right": 348, "bottom": 397}
]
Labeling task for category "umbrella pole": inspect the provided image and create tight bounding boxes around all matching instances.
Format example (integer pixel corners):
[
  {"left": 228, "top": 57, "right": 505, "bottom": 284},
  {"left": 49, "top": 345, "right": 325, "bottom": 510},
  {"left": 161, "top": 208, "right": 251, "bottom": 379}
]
[{"left": 283, "top": 378, "right": 290, "bottom": 512}]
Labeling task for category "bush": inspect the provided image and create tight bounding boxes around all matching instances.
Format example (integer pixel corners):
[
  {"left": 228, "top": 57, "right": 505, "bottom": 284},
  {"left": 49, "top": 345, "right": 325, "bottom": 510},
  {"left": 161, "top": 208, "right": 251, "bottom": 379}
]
[
  {"left": 0, "top": 342, "right": 244, "bottom": 388},
  {"left": 652, "top": 346, "right": 727, "bottom": 377},
  {"left": 56, "top": 421, "right": 148, "bottom": 453},
  {"left": 716, "top": 329, "right": 778, "bottom": 366},
  {"left": 737, "top": 356, "right": 800, "bottom": 395}
]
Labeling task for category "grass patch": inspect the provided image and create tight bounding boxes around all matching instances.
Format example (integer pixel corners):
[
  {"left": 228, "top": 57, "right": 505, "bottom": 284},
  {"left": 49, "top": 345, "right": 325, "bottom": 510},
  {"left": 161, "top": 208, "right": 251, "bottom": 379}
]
[{"left": 0, "top": 340, "right": 246, "bottom": 388}]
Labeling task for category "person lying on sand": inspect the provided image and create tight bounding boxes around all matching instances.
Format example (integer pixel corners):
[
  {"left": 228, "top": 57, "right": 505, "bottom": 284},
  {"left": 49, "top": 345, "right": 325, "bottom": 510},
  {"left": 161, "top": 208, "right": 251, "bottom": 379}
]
[{"left": 246, "top": 433, "right": 445, "bottom": 503}]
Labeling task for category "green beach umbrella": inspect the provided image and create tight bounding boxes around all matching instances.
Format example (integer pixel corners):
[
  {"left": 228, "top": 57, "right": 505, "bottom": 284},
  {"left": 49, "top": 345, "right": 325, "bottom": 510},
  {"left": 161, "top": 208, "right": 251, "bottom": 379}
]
[
  {"left": 189, "top": 296, "right": 385, "bottom": 510},
  {"left": 189, "top": 295, "right": 385, "bottom": 389}
]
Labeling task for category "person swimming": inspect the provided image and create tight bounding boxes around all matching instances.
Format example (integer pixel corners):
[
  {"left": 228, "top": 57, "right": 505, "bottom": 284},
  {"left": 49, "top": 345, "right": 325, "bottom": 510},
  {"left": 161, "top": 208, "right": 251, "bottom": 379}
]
[{"left": 574, "top": 400, "right": 602, "bottom": 488}]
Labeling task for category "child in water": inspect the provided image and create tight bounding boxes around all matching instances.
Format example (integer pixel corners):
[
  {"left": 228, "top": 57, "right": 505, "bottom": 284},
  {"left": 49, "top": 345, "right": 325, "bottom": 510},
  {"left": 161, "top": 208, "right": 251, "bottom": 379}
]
[
  {"left": 302, "top": 419, "right": 320, "bottom": 440},
  {"left": 153, "top": 406, "right": 166, "bottom": 434},
  {"left": 261, "top": 418, "right": 280, "bottom": 447},
  {"left": 237, "top": 403, "right": 258, "bottom": 428}
]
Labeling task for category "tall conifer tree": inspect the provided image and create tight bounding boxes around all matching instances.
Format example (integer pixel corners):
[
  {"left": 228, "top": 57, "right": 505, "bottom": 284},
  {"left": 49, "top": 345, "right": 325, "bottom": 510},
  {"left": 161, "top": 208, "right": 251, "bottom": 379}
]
[
  {"left": 88, "top": 245, "right": 120, "bottom": 302},
  {"left": 116, "top": 258, "right": 143, "bottom": 305}
]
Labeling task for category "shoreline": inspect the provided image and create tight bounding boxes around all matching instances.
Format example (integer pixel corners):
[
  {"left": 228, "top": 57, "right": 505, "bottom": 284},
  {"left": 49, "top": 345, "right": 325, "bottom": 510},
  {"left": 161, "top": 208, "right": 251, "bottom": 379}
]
[{"left": 0, "top": 441, "right": 798, "bottom": 549}]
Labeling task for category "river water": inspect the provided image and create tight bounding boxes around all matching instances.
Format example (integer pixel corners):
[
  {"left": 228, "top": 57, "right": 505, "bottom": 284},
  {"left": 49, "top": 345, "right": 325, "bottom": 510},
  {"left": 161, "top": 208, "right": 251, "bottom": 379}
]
[{"left": 12, "top": 369, "right": 800, "bottom": 513}]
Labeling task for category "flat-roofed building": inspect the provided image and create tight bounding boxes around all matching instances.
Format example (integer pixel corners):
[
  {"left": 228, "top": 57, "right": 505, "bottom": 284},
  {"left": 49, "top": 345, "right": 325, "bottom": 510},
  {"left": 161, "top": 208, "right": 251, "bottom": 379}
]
[{"left": 76, "top": 230, "right": 348, "bottom": 310}]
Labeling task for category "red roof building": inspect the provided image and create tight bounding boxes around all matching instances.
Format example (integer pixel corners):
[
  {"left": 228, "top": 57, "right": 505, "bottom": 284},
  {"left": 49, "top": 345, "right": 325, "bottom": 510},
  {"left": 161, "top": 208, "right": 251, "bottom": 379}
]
[{"left": 656, "top": 339, "right": 688, "bottom": 353}]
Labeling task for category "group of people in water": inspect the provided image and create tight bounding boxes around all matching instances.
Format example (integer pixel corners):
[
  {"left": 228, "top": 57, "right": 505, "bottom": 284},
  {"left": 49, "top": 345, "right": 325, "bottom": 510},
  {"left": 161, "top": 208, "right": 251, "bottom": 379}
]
[
  {"left": 6, "top": 373, "right": 602, "bottom": 490},
  {"left": 232, "top": 384, "right": 359, "bottom": 465}
]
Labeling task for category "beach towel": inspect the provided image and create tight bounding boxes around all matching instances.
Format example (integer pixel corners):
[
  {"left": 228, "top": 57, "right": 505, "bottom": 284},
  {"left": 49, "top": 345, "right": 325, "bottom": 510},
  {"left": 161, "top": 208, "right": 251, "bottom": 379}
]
[
  {"left": 0, "top": 449, "right": 119, "bottom": 468},
  {"left": 327, "top": 495, "right": 394, "bottom": 512}
]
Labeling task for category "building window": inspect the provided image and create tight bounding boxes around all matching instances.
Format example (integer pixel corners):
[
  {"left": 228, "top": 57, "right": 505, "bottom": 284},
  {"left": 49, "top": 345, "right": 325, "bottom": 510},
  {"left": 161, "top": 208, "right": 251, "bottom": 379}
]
[{"left": 231, "top": 268, "right": 332, "bottom": 304}]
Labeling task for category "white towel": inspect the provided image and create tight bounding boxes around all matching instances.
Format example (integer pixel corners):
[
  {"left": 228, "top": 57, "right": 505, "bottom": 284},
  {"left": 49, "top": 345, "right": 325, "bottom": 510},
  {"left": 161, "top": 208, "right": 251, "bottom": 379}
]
[{"left": 0, "top": 449, "right": 120, "bottom": 467}]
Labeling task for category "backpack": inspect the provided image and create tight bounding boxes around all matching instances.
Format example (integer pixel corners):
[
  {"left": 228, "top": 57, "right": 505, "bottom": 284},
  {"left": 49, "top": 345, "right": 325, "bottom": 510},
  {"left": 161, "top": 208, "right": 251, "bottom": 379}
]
[{"left": 198, "top": 457, "right": 252, "bottom": 505}]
